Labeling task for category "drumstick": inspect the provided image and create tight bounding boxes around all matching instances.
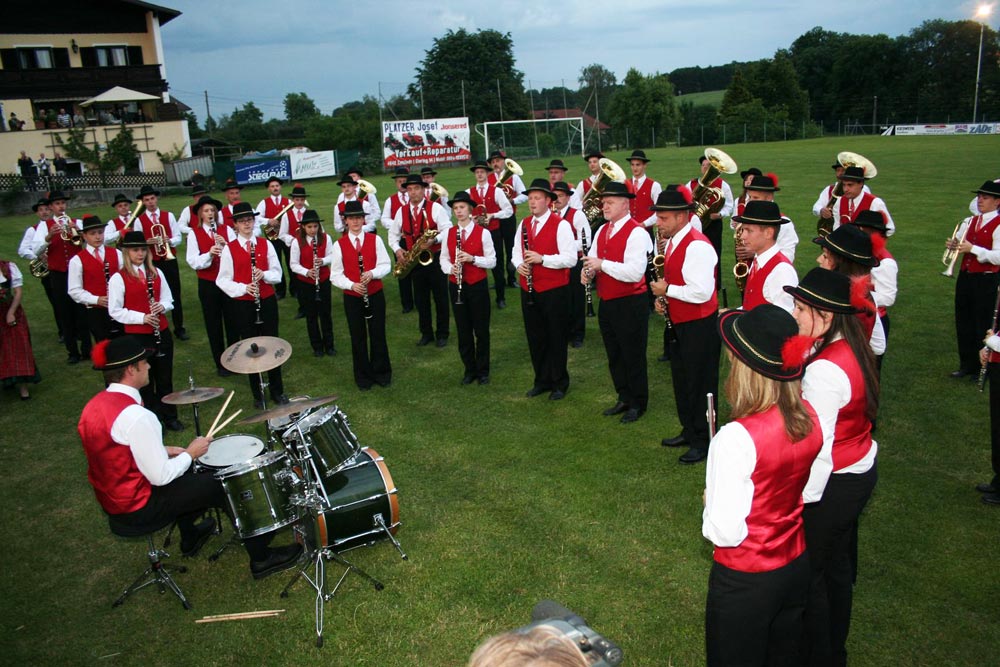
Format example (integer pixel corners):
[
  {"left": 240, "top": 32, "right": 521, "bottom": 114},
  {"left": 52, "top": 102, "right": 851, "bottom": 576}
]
[
  {"left": 195, "top": 609, "right": 285, "bottom": 623},
  {"left": 206, "top": 390, "right": 234, "bottom": 438},
  {"left": 207, "top": 409, "right": 242, "bottom": 439}
]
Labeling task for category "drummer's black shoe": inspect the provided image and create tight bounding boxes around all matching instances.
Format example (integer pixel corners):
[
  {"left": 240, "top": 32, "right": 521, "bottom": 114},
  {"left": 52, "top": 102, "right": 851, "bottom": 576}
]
[
  {"left": 251, "top": 543, "right": 304, "bottom": 580},
  {"left": 181, "top": 518, "right": 217, "bottom": 557},
  {"left": 164, "top": 419, "right": 184, "bottom": 432}
]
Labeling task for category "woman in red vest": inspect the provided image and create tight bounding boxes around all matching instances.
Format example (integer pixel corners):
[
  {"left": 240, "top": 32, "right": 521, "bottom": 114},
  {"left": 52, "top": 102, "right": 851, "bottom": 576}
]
[
  {"left": 441, "top": 191, "right": 496, "bottom": 385},
  {"left": 784, "top": 268, "right": 880, "bottom": 667},
  {"left": 68, "top": 214, "right": 122, "bottom": 342},
  {"left": 289, "top": 209, "right": 335, "bottom": 357},
  {"left": 704, "top": 304, "right": 823, "bottom": 667}
]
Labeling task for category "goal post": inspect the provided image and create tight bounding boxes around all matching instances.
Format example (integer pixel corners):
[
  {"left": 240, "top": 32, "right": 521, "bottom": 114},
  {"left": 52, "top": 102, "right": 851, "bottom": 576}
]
[{"left": 476, "top": 117, "right": 585, "bottom": 161}]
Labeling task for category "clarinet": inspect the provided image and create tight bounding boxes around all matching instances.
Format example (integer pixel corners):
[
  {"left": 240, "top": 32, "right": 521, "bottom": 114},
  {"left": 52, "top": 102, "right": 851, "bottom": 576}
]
[
  {"left": 581, "top": 220, "right": 595, "bottom": 317},
  {"left": 646, "top": 252, "right": 678, "bottom": 344},
  {"left": 358, "top": 244, "right": 373, "bottom": 320},
  {"left": 312, "top": 234, "right": 322, "bottom": 302},
  {"left": 454, "top": 225, "right": 464, "bottom": 306},
  {"left": 523, "top": 222, "right": 534, "bottom": 306},
  {"left": 146, "top": 267, "right": 166, "bottom": 357},
  {"left": 104, "top": 259, "right": 119, "bottom": 335},
  {"left": 250, "top": 240, "right": 263, "bottom": 325},
  {"left": 979, "top": 283, "right": 1000, "bottom": 392}
]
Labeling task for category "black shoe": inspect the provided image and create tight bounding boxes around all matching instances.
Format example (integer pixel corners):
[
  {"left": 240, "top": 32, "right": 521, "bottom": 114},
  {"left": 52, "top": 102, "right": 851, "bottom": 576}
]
[
  {"left": 951, "top": 369, "right": 971, "bottom": 379},
  {"left": 525, "top": 386, "right": 546, "bottom": 398},
  {"left": 181, "top": 518, "right": 217, "bottom": 557},
  {"left": 620, "top": 408, "right": 641, "bottom": 424},
  {"left": 358, "top": 385, "right": 372, "bottom": 391},
  {"left": 314, "top": 349, "right": 324, "bottom": 358},
  {"left": 603, "top": 401, "right": 627, "bottom": 416},
  {"left": 175, "top": 328, "right": 190, "bottom": 341},
  {"left": 402, "top": 307, "right": 414, "bottom": 314},
  {"left": 436, "top": 337, "right": 448, "bottom": 348},
  {"left": 976, "top": 482, "right": 997, "bottom": 494},
  {"left": 67, "top": 354, "right": 81, "bottom": 365},
  {"left": 679, "top": 447, "right": 707, "bottom": 464},
  {"left": 273, "top": 394, "right": 290, "bottom": 405},
  {"left": 657, "top": 353, "right": 670, "bottom": 362},
  {"left": 478, "top": 375, "right": 490, "bottom": 385},
  {"left": 217, "top": 367, "right": 234, "bottom": 378},
  {"left": 250, "top": 543, "right": 304, "bottom": 580},
  {"left": 549, "top": 389, "right": 566, "bottom": 401},
  {"left": 58, "top": 335, "right": 64, "bottom": 344},
  {"left": 661, "top": 434, "right": 688, "bottom": 447},
  {"left": 982, "top": 492, "right": 1000, "bottom": 506},
  {"left": 295, "top": 311, "right": 306, "bottom": 320},
  {"left": 496, "top": 299, "right": 506, "bottom": 310},
  {"left": 417, "top": 335, "right": 433, "bottom": 346},
  {"left": 164, "top": 419, "right": 184, "bottom": 432},
  {"left": 326, "top": 347, "right": 337, "bottom": 357},
  {"left": 254, "top": 398, "right": 265, "bottom": 409},
  {"left": 462, "top": 375, "right": 475, "bottom": 385},
  {"left": 571, "top": 340, "right": 583, "bottom": 348},
  {"left": 376, "top": 378, "right": 392, "bottom": 388},
  {"left": 507, "top": 279, "right": 517, "bottom": 288}
]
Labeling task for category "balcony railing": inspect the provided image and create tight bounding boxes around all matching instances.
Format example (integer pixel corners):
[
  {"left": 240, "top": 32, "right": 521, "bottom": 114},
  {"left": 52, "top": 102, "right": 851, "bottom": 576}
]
[{"left": 0, "top": 64, "right": 167, "bottom": 99}]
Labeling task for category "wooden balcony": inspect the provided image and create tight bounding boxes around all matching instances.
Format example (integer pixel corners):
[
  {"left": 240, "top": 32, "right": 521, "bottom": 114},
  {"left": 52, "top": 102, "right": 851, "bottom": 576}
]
[{"left": 0, "top": 65, "right": 167, "bottom": 100}]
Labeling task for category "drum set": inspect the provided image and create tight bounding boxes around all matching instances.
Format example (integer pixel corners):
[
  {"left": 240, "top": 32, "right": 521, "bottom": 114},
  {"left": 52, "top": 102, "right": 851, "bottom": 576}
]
[{"left": 163, "top": 336, "right": 405, "bottom": 647}]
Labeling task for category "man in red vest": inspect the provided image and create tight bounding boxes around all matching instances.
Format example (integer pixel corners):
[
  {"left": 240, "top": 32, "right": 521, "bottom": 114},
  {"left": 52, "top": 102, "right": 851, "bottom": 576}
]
[
  {"left": 467, "top": 160, "right": 513, "bottom": 309},
  {"left": 583, "top": 181, "right": 653, "bottom": 424},
  {"left": 18, "top": 196, "right": 61, "bottom": 341},
  {"left": 254, "top": 176, "right": 292, "bottom": 300},
  {"left": 68, "top": 214, "right": 122, "bottom": 342},
  {"left": 333, "top": 175, "right": 377, "bottom": 233},
  {"left": 811, "top": 158, "right": 871, "bottom": 219},
  {"left": 344, "top": 166, "right": 381, "bottom": 220},
  {"left": 103, "top": 193, "right": 134, "bottom": 245},
  {"left": 79, "top": 335, "right": 302, "bottom": 576},
  {"left": 488, "top": 150, "right": 527, "bottom": 289},
  {"left": 688, "top": 154, "right": 734, "bottom": 294},
  {"left": 826, "top": 166, "right": 895, "bottom": 236},
  {"left": 741, "top": 173, "right": 799, "bottom": 262},
  {"left": 625, "top": 150, "right": 661, "bottom": 230},
  {"left": 137, "top": 185, "right": 187, "bottom": 340},
  {"left": 648, "top": 189, "right": 721, "bottom": 464},
  {"left": 513, "top": 179, "right": 577, "bottom": 400},
  {"left": 219, "top": 178, "right": 244, "bottom": 230},
  {"left": 381, "top": 167, "right": 415, "bottom": 314},
  {"left": 732, "top": 200, "right": 797, "bottom": 313}
]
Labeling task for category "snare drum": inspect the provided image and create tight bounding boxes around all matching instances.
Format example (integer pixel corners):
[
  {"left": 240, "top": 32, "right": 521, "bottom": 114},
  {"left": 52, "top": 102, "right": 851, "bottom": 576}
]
[
  {"left": 308, "top": 447, "right": 400, "bottom": 553},
  {"left": 217, "top": 451, "right": 301, "bottom": 539},
  {"left": 283, "top": 406, "right": 360, "bottom": 477},
  {"left": 196, "top": 433, "right": 265, "bottom": 472}
]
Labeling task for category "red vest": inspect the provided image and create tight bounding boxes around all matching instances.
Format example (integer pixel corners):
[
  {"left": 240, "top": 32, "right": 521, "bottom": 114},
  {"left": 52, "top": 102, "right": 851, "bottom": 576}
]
[
  {"left": 44, "top": 218, "right": 81, "bottom": 272},
  {"left": 689, "top": 176, "right": 723, "bottom": 193},
  {"left": 741, "top": 251, "right": 793, "bottom": 310},
  {"left": 581, "top": 178, "right": 594, "bottom": 194},
  {"left": 401, "top": 200, "right": 442, "bottom": 254},
  {"left": 337, "top": 233, "right": 384, "bottom": 298},
  {"left": 112, "top": 216, "right": 129, "bottom": 234},
  {"left": 736, "top": 193, "right": 750, "bottom": 217},
  {"left": 228, "top": 239, "right": 275, "bottom": 301},
  {"left": 78, "top": 390, "right": 151, "bottom": 515},
  {"left": 713, "top": 403, "right": 824, "bottom": 573},
  {"left": 665, "top": 229, "right": 719, "bottom": 322},
  {"left": 488, "top": 172, "right": 518, "bottom": 216},
  {"left": 388, "top": 192, "right": 407, "bottom": 220},
  {"left": 837, "top": 192, "right": 876, "bottom": 226},
  {"left": 519, "top": 214, "right": 570, "bottom": 293},
  {"left": 447, "top": 224, "right": 487, "bottom": 286},
  {"left": 78, "top": 246, "right": 120, "bottom": 300},
  {"left": 961, "top": 214, "right": 1000, "bottom": 273},
  {"left": 221, "top": 203, "right": 239, "bottom": 229},
  {"left": 629, "top": 178, "right": 655, "bottom": 221},
  {"left": 263, "top": 196, "right": 289, "bottom": 220},
  {"left": 594, "top": 219, "right": 647, "bottom": 301},
  {"left": 141, "top": 210, "right": 173, "bottom": 261},
  {"left": 813, "top": 339, "right": 873, "bottom": 471},
  {"left": 296, "top": 234, "right": 330, "bottom": 284},
  {"left": 192, "top": 224, "right": 223, "bottom": 281},
  {"left": 285, "top": 207, "right": 304, "bottom": 239},
  {"left": 121, "top": 268, "right": 168, "bottom": 334},
  {"left": 469, "top": 184, "right": 501, "bottom": 231}
]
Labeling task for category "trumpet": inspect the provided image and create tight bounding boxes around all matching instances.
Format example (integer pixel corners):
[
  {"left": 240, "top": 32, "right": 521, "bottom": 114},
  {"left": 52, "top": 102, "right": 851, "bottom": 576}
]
[
  {"left": 942, "top": 220, "right": 970, "bottom": 278},
  {"left": 428, "top": 182, "right": 449, "bottom": 203},
  {"left": 495, "top": 158, "right": 523, "bottom": 200},
  {"left": 692, "top": 148, "right": 738, "bottom": 219},
  {"left": 264, "top": 201, "right": 296, "bottom": 241},
  {"left": 393, "top": 228, "right": 438, "bottom": 279},
  {"left": 581, "top": 157, "right": 627, "bottom": 229},
  {"left": 58, "top": 215, "right": 83, "bottom": 247},
  {"left": 817, "top": 151, "right": 877, "bottom": 236}
]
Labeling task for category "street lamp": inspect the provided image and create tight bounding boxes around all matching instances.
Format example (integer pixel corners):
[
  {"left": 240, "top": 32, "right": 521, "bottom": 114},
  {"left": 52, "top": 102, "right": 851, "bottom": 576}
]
[{"left": 973, "top": 3, "right": 993, "bottom": 123}]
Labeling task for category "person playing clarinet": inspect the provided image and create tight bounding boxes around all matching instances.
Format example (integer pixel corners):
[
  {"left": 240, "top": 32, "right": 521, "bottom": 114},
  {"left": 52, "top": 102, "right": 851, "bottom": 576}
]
[{"left": 289, "top": 209, "right": 336, "bottom": 357}]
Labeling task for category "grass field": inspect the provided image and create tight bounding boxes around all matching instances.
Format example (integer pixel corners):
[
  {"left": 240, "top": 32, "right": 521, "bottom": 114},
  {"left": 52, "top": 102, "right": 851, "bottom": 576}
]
[
  {"left": 3, "top": 135, "right": 999, "bottom": 666},
  {"left": 676, "top": 90, "right": 726, "bottom": 108}
]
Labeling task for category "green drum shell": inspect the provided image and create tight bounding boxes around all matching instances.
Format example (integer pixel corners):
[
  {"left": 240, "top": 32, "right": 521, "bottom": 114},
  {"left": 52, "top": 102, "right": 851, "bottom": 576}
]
[
  {"left": 217, "top": 451, "right": 300, "bottom": 539},
  {"left": 285, "top": 406, "right": 360, "bottom": 478}
]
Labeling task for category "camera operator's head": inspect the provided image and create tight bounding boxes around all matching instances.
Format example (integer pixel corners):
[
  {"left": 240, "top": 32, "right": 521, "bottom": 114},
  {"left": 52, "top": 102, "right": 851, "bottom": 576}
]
[{"left": 468, "top": 626, "right": 588, "bottom": 667}]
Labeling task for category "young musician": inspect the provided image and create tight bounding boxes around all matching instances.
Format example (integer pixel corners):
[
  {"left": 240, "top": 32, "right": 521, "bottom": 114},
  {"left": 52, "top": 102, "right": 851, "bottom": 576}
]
[
  {"left": 625, "top": 149, "right": 661, "bottom": 229},
  {"left": 381, "top": 167, "right": 415, "bottom": 314},
  {"left": 254, "top": 176, "right": 291, "bottom": 299},
  {"left": 553, "top": 182, "right": 591, "bottom": 348},
  {"left": 68, "top": 215, "right": 122, "bottom": 342},
  {"left": 704, "top": 304, "right": 824, "bottom": 667},
  {"left": 103, "top": 193, "right": 135, "bottom": 246},
  {"left": 812, "top": 159, "right": 871, "bottom": 218},
  {"left": 688, "top": 153, "right": 735, "bottom": 291},
  {"left": 827, "top": 166, "right": 895, "bottom": 236},
  {"left": 576, "top": 150, "right": 605, "bottom": 207},
  {"left": 512, "top": 179, "right": 577, "bottom": 400},
  {"left": 467, "top": 160, "right": 514, "bottom": 309},
  {"left": 216, "top": 202, "right": 289, "bottom": 408},
  {"left": 742, "top": 174, "right": 799, "bottom": 262},
  {"left": 107, "top": 231, "right": 182, "bottom": 431},
  {"left": 331, "top": 200, "right": 392, "bottom": 390},
  {"left": 852, "top": 210, "right": 897, "bottom": 355},
  {"left": 733, "top": 200, "right": 798, "bottom": 313},
  {"left": 185, "top": 196, "right": 236, "bottom": 377},
  {"left": 136, "top": 185, "right": 187, "bottom": 340},
  {"left": 279, "top": 183, "right": 309, "bottom": 320},
  {"left": 488, "top": 150, "right": 527, "bottom": 289},
  {"left": 441, "top": 191, "right": 496, "bottom": 385},
  {"left": 333, "top": 174, "right": 377, "bottom": 233},
  {"left": 784, "top": 268, "right": 880, "bottom": 667},
  {"left": 289, "top": 210, "right": 335, "bottom": 357},
  {"left": 0, "top": 257, "right": 40, "bottom": 399}
]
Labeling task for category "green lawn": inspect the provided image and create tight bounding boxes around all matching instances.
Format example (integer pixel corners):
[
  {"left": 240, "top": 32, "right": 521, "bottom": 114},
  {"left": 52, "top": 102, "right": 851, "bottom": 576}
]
[
  {"left": 676, "top": 90, "right": 726, "bottom": 108},
  {"left": 3, "top": 135, "right": 999, "bottom": 666}
]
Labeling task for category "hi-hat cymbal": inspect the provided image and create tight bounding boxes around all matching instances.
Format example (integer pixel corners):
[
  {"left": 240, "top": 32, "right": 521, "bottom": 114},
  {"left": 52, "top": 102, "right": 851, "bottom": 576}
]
[
  {"left": 162, "top": 386, "right": 226, "bottom": 406},
  {"left": 237, "top": 394, "right": 339, "bottom": 425},
  {"left": 221, "top": 336, "right": 292, "bottom": 374}
]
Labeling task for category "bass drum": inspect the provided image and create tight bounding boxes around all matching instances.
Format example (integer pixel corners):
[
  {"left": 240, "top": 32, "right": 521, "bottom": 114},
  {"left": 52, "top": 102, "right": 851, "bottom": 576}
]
[{"left": 308, "top": 447, "right": 400, "bottom": 553}]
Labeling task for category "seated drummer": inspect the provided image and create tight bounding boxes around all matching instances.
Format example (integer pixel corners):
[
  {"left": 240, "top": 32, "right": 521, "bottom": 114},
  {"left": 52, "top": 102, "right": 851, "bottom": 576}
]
[{"left": 78, "top": 336, "right": 302, "bottom": 578}]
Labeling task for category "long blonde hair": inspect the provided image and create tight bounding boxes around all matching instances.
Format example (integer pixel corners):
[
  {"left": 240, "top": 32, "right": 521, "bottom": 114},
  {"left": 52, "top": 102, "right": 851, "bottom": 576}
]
[
  {"left": 121, "top": 247, "right": 154, "bottom": 280},
  {"left": 468, "top": 626, "right": 588, "bottom": 667},
  {"left": 725, "top": 352, "right": 814, "bottom": 442}
]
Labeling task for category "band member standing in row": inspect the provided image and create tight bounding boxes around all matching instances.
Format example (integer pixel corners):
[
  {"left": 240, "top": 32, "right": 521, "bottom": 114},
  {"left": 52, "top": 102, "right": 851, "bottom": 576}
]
[
  {"left": 381, "top": 167, "right": 414, "bottom": 314},
  {"left": 625, "top": 149, "right": 661, "bottom": 229},
  {"left": 584, "top": 182, "right": 653, "bottom": 424},
  {"left": 545, "top": 158, "right": 571, "bottom": 198},
  {"left": 421, "top": 166, "right": 450, "bottom": 214},
  {"left": 18, "top": 196, "right": 61, "bottom": 341},
  {"left": 389, "top": 174, "right": 452, "bottom": 347},
  {"left": 734, "top": 201, "right": 798, "bottom": 313},
  {"left": 176, "top": 183, "right": 209, "bottom": 235},
  {"left": 576, "top": 150, "right": 605, "bottom": 206},
  {"left": 825, "top": 166, "right": 895, "bottom": 236},
  {"left": 108, "top": 231, "right": 182, "bottom": 431},
  {"left": 467, "top": 160, "right": 513, "bottom": 309},
  {"left": 220, "top": 178, "right": 245, "bottom": 230},
  {"left": 554, "top": 182, "right": 590, "bottom": 348},
  {"left": 689, "top": 154, "right": 734, "bottom": 291},
  {"left": 703, "top": 304, "right": 823, "bottom": 667},
  {"left": 734, "top": 167, "right": 762, "bottom": 217},
  {"left": 331, "top": 201, "right": 392, "bottom": 390},
  {"left": 333, "top": 175, "right": 378, "bottom": 233},
  {"left": 811, "top": 158, "right": 870, "bottom": 218},
  {"left": 512, "top": 179, "right": 577, "bottom": 400},
  {"left": 255, "top": 176, "right": 292, "bottom": 300},
  {"left": 947, "top": 180, "right": 1000, "bottom": 379},
  {"left": 185, "top": 196, "right": 236, "bottom": 378},
  {"left": 136, "top": 186, "right": 187, "bottom": 341},
  {"left": 853, "top": 211, "right": 897, "bottom": 357},
  {"left": 103, "top": 193, "right": 134, "bottom": 245},
  {"left": 68, "top": 215, "right": 122, "bottom": 342},
  {"left": 344, "top": 166, "right": 381, "bottom": 219},
  {"left": 217, "top": 202, "right": 289, "bottom": 408},
  {"left": 278, "top": 183, "right": 308, "bottom": 320},
  {"left": 32, "top": 190, "right": 90, "bottom": 364},
  {"left": 742, "top": 174, "right": 799, "bottom": 261},
  {"left": 0, "top": 257, "right": 40, "bottom": 400},
  {"left": 649, "top": 189, "right": 720, "bottom": 464},
  {"left": 289, "top": 210, "right": 336, "bottom": 358},
  {"left": 488, "top": 151, "right": 527, "bottom": 289},
  {"left": 441, "top": 191, "right": 496, "bottom": 386}
]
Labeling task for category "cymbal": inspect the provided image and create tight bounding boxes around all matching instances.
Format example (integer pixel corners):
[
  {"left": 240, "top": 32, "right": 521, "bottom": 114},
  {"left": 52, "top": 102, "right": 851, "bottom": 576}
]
[
  {"left": 221, "top": 336, "right": 292, "bottom": 374},
  {"left": 237, "top": 394, "right": 339, "bottom": 426},
  {"left": 161, "top": 386, "right": 226, "bottom": 406}
]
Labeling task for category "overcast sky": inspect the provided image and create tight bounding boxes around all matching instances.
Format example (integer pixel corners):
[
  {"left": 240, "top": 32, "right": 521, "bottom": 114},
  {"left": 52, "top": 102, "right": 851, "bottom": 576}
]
[{"left": 160, "top": 0, "right": 985, "bottom": 121}]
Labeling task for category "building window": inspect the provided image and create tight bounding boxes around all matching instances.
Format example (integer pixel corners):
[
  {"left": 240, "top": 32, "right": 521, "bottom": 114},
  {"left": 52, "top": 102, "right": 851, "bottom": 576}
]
[
  {"left": 17, "top": 47, "right": 54, "bottom": 69},
  {"left": 80, "top": 45, "right": 144, "bottom": 67}
]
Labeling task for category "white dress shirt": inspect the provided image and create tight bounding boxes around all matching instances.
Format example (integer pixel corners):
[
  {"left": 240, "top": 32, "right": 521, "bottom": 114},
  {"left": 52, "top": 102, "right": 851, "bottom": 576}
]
[
  {"left": 332, "top": 197, "right": 377, "bottom": 234},
  {"left": 588, "top": 216, "right": 653, "bottom": 283},
  {"left": 440, "top": 222, "right": 498, "bottom": 276},
  {"left": 255, "top": 195, "right": 288, "bottom": 233},
  {"left": 388, "top": 201, "right": 452, "bottom": 252},
  {"left": 108, "top": 265, "right": 174, "bottom": 325},
  {"left": 747, "top": 244, "right": 798, "bottom": 313},
  {"left": 290, "top": 233, "right": 335, "bottom": 277},
  {"left": 832, "top": 193, "right": 895, "bottom": 236},
  {"left": 68, "top": 245, "right": 123, "bottom": 306},
  {"left": 17, "top": 226, "right": 37, "bottom": 261},
  {"left": 468, "top": 184, "right": 514, "bottom": 222},
  {"left": 812, "top": 183, "right": 871, "bottom": 217},
  {"left": 185, "top": 223, "right": 235, "bottom": 272},
  {"left": 104, "top": 215, "right": 130, "bottom": 246},
  {"left": 1, "top": 261, "right": 24, "bottom": 288},
  {"left": 497, "top": 173, "right": 528, "bottom": 206},
  {"left": 664, "top": 223, "right": 717, "bottom": 304},
  {"left": 870, "top": 256, "right": 898, "bottom": 310},
  {"left": 107, "top": 383, "right": 191, "bottom": 485},
  {"left": 32, "top": 216, "right": 81, "bottom": 257},
  {"left": 559, "top": 206, "right": 591, "bottom": 254},
  {"left": 510, "top": 211, "right": 578, "bottom": 270},
  {"left": 776, "top": 218, "right": 799, "bottom": 263},
  {"left": 279, "top": 206, "right": 308, "bottom": 245},
  {"left": 216, "top": 237, "right": 283, "bottom": 298},
  {"left": 330, "top": 232, "right": 392, "bottom": 290},
  {"left": 381, "top": 192, "right": 408, "bottom": 231}
]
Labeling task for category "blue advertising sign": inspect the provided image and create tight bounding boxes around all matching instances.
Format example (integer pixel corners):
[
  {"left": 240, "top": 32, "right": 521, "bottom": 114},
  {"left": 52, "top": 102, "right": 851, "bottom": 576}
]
[{"left": 234, "top": 158, "right": 292, "bottom": 185}]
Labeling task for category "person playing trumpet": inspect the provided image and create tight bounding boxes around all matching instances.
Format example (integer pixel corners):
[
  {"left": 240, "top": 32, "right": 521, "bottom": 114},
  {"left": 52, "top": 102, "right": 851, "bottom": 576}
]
[
  {"left": 289, "top": 210, "right": 336, "bottom": 358},
  {"left": 20, "top": 196, "right": 62, "bottom": 341},
  {"left": 136, "top": 185, "right": 187, "bottom": 341},
  {"left": 467, "top": 160, "right": 513, "bottom": 309},
  {"left": 68, "top": 214, "right": 123, "bottom": 343}
]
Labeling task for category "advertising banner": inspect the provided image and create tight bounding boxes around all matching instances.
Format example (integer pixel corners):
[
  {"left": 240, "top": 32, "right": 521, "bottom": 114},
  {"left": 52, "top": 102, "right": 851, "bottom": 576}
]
[
  {"left": 290, "top": 150, "right": 337, "bottom": 180},
  {"left": 234, "top": 158, "right": 291, "bottom": 185},
  {"left": 890, "top": 123, "right": 1000, "bottom": 136},
  {"left": 382, "top": 117, "right": 471, "bottom": 168}
]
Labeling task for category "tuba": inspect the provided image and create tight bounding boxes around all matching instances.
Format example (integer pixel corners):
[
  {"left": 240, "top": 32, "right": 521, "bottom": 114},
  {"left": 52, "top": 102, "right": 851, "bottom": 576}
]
[
  {"left": 428, "top": 182, "right": 449, "bottom": 203},
  {"left": 393, "top": 228, "right": 438, "bottom": 279},
  {"left": 581, "top": 157, "right": 627, "bottom": 229},
  {"left": 691, "top": 148, "right": 737, "bottom": 219},
  {"left": 357, "top": 179, "right": 377, "bottom": 198},
  {"left": 817, "top": 151, "right": 877, "bottom": 237},
  {"left": 495, "top": 158, "right": 524, "bottom": 200}
]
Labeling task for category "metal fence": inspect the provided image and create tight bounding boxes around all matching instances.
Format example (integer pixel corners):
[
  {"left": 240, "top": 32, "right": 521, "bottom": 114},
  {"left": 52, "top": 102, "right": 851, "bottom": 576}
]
[{"left": 1, "top": 171, "right": 166, "bottom": 193}]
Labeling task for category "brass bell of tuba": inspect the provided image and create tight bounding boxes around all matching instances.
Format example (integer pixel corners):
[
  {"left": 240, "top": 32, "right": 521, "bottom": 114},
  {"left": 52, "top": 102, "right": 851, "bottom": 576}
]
[
  {"left": 581, "top": 157, "right": 627, "bottom": 229},
  {"left": 817, "top": 151, "right": 877, "bottom": 237},
  {"left": 691, "top": 148, "right": 737, "bottom": 219}
]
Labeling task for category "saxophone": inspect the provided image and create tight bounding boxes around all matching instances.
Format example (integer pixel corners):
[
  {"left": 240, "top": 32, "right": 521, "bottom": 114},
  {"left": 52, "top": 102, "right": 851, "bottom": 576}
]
[
  {"left": 733, "top": 223, "right": 750, "bottom": 293},
  {"left": 393, "top": 228, "right": 438, "bottom": 279}
]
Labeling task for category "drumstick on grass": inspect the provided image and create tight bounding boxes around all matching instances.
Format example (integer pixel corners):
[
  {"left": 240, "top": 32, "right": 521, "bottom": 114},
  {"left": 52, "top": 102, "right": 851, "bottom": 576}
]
[
  {"left": 206, "top": 390, "right": 234, "bottom": 437},
  {"left": 207, "top": 409, "right": 242, "bottom": 439}
]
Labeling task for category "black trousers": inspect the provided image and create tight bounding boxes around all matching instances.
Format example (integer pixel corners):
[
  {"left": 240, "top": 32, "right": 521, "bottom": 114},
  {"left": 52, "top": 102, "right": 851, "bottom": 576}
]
[
  {"left": 703, "top": 217, "right": 724, "bottom": 292},
  {"left": 153, "top": 258, "right": 184, "bottom": 332},
  {"left": 50, "top": 269, "right": 90, "bottom": 357},
  {"left": 296, "top": 280, "right": 334, "bottom": 352},
  {"left": 197, "top": 279, "right": 234, "bottom": 372},
  {"left": 706, "top": 553, "right": 810, "bottom": 667},
  {"left": 489, "top": 226, "right": 506, "bottom": 302},
  {"left": 669, "top": 312, "right": 720, "bottom": 449},
  {"left": 449, "top": 280, "right": 491, "bottom": 379},
  {"left": 343, "top": 290, "right": 391, "bottom": 389},
  {"left": 521, "top": 284, "right": 570, "bottom": 392},
  {"left": 135, "top": 330, "right": 177, "bottom": 422},
  {"left": 598, "top": 293, "right": 649, "bottom": 412},
  {"left": 991, "top": 361, "right": 1000, "bottom": 488},
  {"left": 801, "top": 464, "right": 878, "bottom": 667},
  {"left": 227, "top": 296, "right": 284, "bottom": 402},
  {"left": 500, "top": 216, "right": 517, "bottom": 285},
  {"left": 85, "top": 306, "right": 119, "bottom": 343},
  {"left": 40, "top": 272, "right": 62, "bottom": 336},
  {"left": 955, "top": 271, "right": 999, "bottom": 374},
  {"left": 569, "top": 261, "right": 588, "bottom": 343},
  {"left": 270, "top": 238, "right": 290, "bottom": 298},
  {"left": 398, "top": 273, "right": 414, "bottom": 311},
  {"left": 410, "top": 257, "right": 450, "bottom": 340}
]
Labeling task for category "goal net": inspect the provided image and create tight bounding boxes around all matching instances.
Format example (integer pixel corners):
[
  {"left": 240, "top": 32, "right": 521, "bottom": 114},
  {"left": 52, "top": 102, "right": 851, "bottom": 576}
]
[{"left": 477, "top": 117, "right": 584, "bottom": 161}]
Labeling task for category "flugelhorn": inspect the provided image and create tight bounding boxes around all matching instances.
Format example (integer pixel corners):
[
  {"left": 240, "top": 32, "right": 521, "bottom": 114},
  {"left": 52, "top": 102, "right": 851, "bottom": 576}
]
[
  {"left": 58, "top": 214, "right": 84, "bottom": 248},
  {"left": 943, "top": 220, "right": 969, "bottom": 278},
  {"left": 581, "top": 157, "right": 627, "bottom": 229},
  {"left": 692, "top": 148, "right": 737, "bottom": 219}
]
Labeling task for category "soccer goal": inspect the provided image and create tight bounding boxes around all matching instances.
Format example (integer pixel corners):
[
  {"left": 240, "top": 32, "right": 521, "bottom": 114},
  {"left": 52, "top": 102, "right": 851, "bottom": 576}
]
[{"left": 476, "top": 117, "right": 584, "bottom": 161}]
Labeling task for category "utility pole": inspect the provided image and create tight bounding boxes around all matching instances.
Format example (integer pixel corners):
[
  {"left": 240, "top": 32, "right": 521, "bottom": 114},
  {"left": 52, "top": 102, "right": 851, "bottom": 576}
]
[{"left": 204, "top": 90, "right": 212, "bottom": 137}]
